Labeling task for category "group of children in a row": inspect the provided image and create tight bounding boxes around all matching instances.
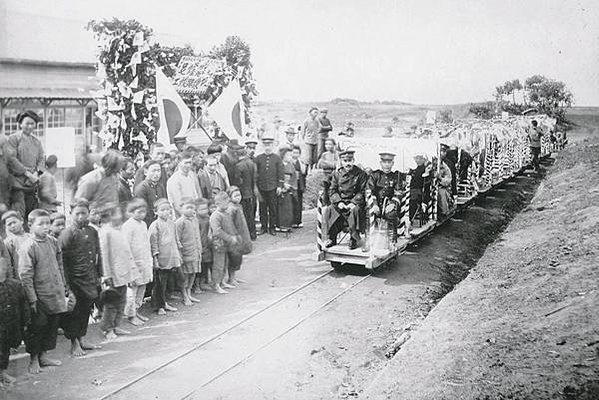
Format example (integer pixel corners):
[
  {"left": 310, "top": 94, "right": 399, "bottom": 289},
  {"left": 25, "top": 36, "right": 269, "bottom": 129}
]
[{"left": 0, "top": 186, "right": 251, "bottom": 382}]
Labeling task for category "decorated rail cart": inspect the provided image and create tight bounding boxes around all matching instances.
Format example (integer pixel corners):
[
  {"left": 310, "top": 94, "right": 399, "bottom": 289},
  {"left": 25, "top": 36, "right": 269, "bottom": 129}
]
[{"left": 315, "top": 115, "right": 557, "bottom": 270}]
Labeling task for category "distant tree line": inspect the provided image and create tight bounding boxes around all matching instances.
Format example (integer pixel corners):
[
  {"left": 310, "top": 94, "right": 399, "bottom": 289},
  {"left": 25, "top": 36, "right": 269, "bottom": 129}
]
[{"left": 469, "top": 75, "right": 573, "bottom": 123}]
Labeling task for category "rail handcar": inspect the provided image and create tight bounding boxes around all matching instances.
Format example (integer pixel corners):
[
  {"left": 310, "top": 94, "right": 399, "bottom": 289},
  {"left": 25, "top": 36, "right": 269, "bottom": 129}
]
[{"left": 315, "top": 115, "right": 556, "bottom": 270}]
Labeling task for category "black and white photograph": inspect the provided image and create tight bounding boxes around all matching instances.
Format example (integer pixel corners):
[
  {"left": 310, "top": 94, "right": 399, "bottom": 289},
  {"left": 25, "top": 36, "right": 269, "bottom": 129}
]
[{"left": 0, "top": 0, "right": 597, "bottom": 399}]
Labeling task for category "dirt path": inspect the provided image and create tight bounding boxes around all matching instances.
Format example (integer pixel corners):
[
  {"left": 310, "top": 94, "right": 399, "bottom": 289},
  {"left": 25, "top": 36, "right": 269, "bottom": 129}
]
[{"left": 364, "top": 119, "right": 599, "bottom": 399}]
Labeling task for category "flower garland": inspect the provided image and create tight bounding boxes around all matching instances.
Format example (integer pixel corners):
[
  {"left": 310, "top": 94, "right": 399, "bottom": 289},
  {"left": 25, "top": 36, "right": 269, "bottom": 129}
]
[{"left": 88, "top": 20, "right": 258, "bottom": 155}]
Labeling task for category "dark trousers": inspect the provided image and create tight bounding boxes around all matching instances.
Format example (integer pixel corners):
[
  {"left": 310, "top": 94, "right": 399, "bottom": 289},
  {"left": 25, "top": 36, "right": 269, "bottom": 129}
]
[
  {"left": 228, "top": 252, "right": 242, "bottom": 273},
  {"left": 530, "top": 147, "right": 541, "bottom": 170},
  {"left": 152, "top": 268, "right": 178, "bottom": 311},
  {"left": 293, "top": 190, "right": 303, "bottom": 225},
  {"left": 61, "top": 287, "right": 94, "bottom": 340},
  {"left": 241, "top": 197, "right": 257, "bottom": 239},
  {"left": 259, "top": 189, "right": 278, "bottom": 231},
  {"left": 409, "top": 188, "right": 423, "bottom": 221},
  {"left": 327, "top": 204, "right": 366, "bottom": 242},
  {"left": 25, "top": 302, "right": 59, "bottom": 355},
  {"left": 100, "top": 285, "right": 126, "bottom": 332},
  {"left": 11, "top": 189, "right": 38, "bottom": 226}
]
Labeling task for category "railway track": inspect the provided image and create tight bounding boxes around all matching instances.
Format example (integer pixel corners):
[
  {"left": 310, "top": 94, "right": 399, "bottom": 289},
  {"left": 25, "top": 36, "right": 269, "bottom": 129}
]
[{"left": 98, "top": 269, "right": 373, "bottom": 400}]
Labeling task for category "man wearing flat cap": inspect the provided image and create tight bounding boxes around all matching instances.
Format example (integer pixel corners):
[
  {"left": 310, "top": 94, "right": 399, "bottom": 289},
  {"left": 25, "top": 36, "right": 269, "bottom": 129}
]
[
  {"left": 367, "top": 152, "right": 406, "bottom": 243},
  {"left": 325, "top": 149, "right": 368, "bottom": 250},
  {"left": 6, "top": 111, "right": 45, "bottom": 222}
]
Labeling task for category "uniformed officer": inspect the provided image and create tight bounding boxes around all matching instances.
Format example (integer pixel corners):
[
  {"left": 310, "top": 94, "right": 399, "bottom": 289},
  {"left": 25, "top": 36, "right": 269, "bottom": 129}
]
[
  {"left": 367, "top": 152, "right": 405, "bottom": 242},
  {"left": 255, "top": 137, "right": 284, "bottom": 235},
  {"left": 325, "top": 150, "right": 369, "bottom": 250}
]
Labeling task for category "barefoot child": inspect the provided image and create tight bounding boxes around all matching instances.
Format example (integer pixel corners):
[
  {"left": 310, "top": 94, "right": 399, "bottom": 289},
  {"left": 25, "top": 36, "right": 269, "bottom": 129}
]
[
  {"left": 59, "top": 198, "right": 103, "bottom": 356},
  {"left": 98, "top": 204, "right": 140, "bottom": 340},
  {"left": 227, "top": 187, "right": 252, "bottom": 286},
  {"left": 18, "top": 209, "right": 67, "bottom": 374},
  {"left": 209, "top": 192, "right": 239, "bottom": 294},
  {"left": 175, "top": 198, "right": 202, "bottom": 305},
  {"left": 0, "top": 243, "right": 30, "bottom": 385},
  {"left": 3, "top": 211, "right": 29, "bottom": 280},
  {"left": 149, "top": 199, "right": 181, "bottom": 314},
  {"left": 121, "top": 199, "right": 153, "bottom": 325},
  {"left": 196, "top": 199, "right": 213, "bottom": 292}
]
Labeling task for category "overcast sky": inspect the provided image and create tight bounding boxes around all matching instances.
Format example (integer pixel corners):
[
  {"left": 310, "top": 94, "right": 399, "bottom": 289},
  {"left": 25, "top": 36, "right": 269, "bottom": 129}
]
[{"left": 14, "top": 0, "right": 599, "bottom": 105}]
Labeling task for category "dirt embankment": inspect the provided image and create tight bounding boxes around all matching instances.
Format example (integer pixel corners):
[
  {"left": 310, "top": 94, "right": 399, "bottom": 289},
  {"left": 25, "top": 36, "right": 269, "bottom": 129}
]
[{"left": 364, "top": 133, "right": 599, "bottom": 399}]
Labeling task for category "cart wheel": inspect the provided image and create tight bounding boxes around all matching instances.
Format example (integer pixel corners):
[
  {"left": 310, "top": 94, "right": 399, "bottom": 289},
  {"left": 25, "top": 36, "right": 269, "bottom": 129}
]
[{"left": 330, "top": 261, "right": 343, "bottom": 271}]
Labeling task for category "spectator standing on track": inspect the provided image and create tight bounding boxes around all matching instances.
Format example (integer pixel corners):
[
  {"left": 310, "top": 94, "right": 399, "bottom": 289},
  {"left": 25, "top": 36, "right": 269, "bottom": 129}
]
[
  {"left": 277, "top": 148, "right": 297, "bottom": 233},
  {"left": 255, "top": 138, "right": 284, "bottom": 236},
  {"left": 301, "top": 107, "right": 321, "bottom": 168},
  {"left": 196, "top": 199, "right": 213, "bottom": 292},
  {"left": 149, "top": 199, "right": 181, "bottom": 315},
  {"left": 209, "top": 192, "right": 238, "bottom": 294},
  {"left": 59, "top": 198, "right": 102, "bottom": 356},
  {"left": 175, "top": 198, "right": 202, "bottom": 306},
  {"left": 18, "top": 209, "right": 66, "bottom": 374},
  {"left": 0, "top": 251, "right": 30, "bottom": 385},
  {"left": 528, "top": 119, "right": 543, "bottom": 172},
  {"left": 291, "top": 146, "right": 307, "bottom": 228},
  {"left": 318, "top": 108, "right": 333, "bottom": 157},
  {"left": 235, "top": 148, "right": 258, "bottom": 240},
  {"left": 121, "top": 199, "right": 153, "bottom": 326},
  {"left": 98, "top": 204, "right": 139, "bottom": 341},
  {"left": 227, "top": 187, "right": 252, "bottom": 286}
]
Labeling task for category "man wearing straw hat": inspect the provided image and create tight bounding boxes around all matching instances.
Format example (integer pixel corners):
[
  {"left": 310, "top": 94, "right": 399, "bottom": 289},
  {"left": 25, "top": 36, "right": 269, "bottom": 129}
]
[
  {"left": 324, "top": 149, "right": 368, "bottom": 250},
  {"left": 367, "top": 152, "right": 405, "bottom": 243}
]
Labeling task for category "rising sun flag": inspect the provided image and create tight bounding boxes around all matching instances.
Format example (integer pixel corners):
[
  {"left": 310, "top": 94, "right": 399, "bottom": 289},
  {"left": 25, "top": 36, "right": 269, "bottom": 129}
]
[
  {"left": 155, "top": 67, "right": 191, "bottom": 144},
  {"left": 207, "top": 78, "right": 245, "bottom": 138}
]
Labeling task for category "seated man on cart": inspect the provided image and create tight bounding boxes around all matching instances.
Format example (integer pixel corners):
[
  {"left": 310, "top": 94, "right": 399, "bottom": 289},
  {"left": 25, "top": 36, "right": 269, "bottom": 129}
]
[
  {"left": 367, "top": 152, "right": 405, "bottom": 242},
  {"left": 324, "top": 150, "right": 369, "bottom": 250}
]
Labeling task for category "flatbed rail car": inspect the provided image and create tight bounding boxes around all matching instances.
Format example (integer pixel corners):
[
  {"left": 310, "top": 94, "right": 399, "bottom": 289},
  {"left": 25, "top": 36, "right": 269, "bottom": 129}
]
[{"left": 315, "top": 115, "right": 556, "bottom": 270}]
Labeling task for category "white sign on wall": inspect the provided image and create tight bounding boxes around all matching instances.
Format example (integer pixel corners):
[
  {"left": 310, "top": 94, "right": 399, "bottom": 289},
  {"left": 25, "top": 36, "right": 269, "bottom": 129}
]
[{"left": 45, "top": 127, "right": 76, "bottom": 168}]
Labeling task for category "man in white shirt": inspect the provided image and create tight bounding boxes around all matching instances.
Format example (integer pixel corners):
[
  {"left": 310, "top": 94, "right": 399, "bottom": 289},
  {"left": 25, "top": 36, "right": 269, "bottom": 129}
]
[{"left": 166, "top": 151, "right": 202, "bottom": 216}]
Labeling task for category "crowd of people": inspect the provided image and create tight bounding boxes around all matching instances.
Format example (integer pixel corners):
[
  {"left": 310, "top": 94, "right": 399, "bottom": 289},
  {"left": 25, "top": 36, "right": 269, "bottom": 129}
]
[
  {"left": 0, "top": 107, "right": 550, "bottom": 384},
  {"left": 0, "top": 106, "right": 344, "bottom": 383}
]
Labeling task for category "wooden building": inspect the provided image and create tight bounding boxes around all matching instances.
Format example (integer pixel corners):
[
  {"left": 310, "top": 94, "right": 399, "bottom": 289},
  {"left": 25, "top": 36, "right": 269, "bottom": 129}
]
[{"left": 0, "top": 2, "right": 102, "bottom": 150}]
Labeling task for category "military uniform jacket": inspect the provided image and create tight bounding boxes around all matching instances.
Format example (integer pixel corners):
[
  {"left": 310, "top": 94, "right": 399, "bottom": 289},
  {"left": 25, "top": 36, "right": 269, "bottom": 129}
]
[
  {"left": 367, "top": 170, "right": 405, "bottom": 207},
  {"left": 328, "top": 165, "right": 368, "bottom": 206}
]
